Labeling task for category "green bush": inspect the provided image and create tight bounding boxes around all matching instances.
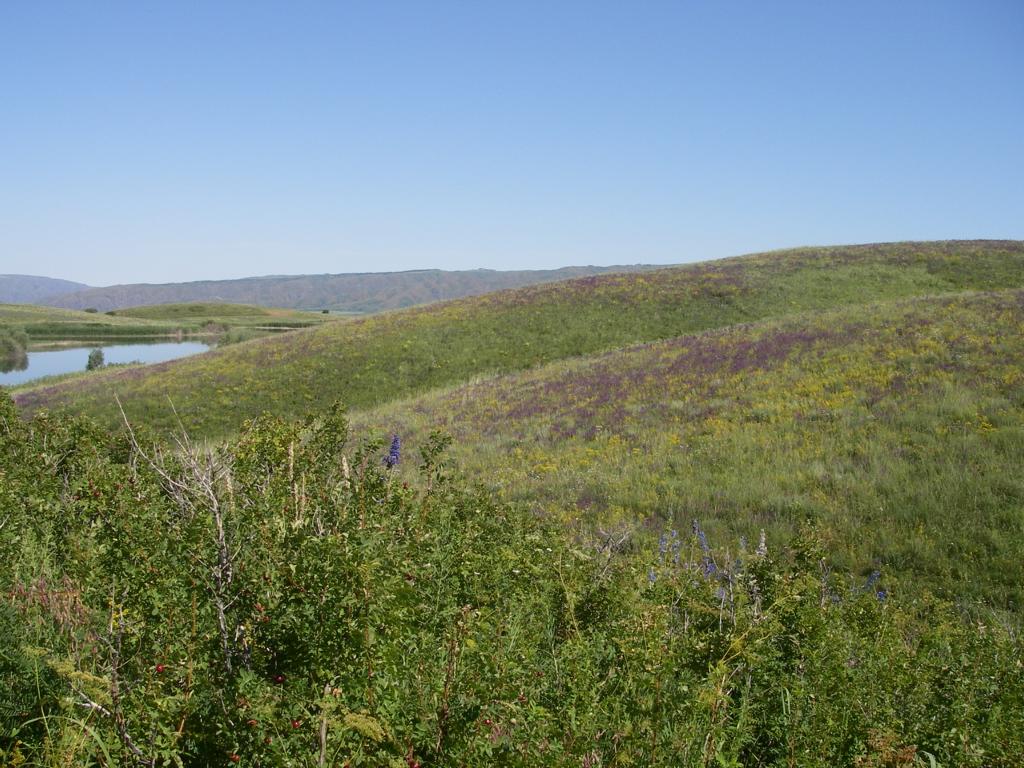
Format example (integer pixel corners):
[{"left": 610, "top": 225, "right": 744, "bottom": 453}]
[
  {"left": 0, "top": 395, "right": 1021, "bottom": 766},
  {"left": 0, "top": 328, "right": 28, "bottom": 373}
]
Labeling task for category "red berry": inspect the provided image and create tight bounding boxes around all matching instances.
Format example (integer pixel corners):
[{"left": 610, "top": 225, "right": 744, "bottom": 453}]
[
  {"left": 156, "top": 664, "right": 165, "bottom": 674},
  {"left": 291, "top": 719, "right": 302, "bottom": 729},
  {"left": 246, "top": 719, "right": 258, "bottom": 727},
  {"left": 229, "top": 755, "right": 240, "bottom": 763},
  {"left": 483, "top": 718, "right": 492, "bottom": 725},
  {"left": 273, "top": 674, "right": 285, "bottom": 684}
]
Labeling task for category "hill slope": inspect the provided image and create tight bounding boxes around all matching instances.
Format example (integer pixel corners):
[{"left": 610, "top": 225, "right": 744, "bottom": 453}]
[
  {"left": 0, "top": 274, "right": 89, "bottom": 304},
  {"left": 353, "top": 289, "right": 1024, "bottom": 609},
  {"left": 0, "top": 303, "right": 184, "bottom": 339},
  {"left": 41, "top": 265, "right": 653, "bottom": 313},
  {"left": 14, "top": 240, "right": 1024, "bottom": 437}
]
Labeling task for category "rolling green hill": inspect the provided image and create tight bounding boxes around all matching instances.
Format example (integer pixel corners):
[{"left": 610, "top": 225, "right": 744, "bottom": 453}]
[
  {"left": 107, "top": 301, "right": 335, "bottom": 330},
  {"left": 14, "top": 240, "right": 1024, "bottom": 438},
  {"left": 0, "top": 303, "right": 185, "bottom": 340},
  {"left": 352, "top": 289, "right": 1024, "bottom": 610},
  {"left": 110, "top": 302, "right": 276, "bottom": 319}
]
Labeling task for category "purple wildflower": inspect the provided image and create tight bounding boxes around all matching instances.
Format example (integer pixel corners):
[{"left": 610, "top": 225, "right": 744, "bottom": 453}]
[
  {"left": 383, "top": 434, "right": 401, "bottom": 468},
  {"left": 692, "top": 520, "right": 710, "bottom": 553},
  {"left": 692, "top": 520, "right": 717, "bottom": 577},
  {"left": 864, "top": 570, "right": 881, "bottom": 590}
]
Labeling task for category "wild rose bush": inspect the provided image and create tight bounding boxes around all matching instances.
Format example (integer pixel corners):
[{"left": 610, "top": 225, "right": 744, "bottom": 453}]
[{"left": 1, "top": 392, "right": 1022, "bottom": 766}]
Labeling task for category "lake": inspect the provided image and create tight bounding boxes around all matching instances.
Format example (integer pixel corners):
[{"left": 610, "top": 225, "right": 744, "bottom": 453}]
[{"left": 0, "top": 340, "right": 211, "bottom": 387}]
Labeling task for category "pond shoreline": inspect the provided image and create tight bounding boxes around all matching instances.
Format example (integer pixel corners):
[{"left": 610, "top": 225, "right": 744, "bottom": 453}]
[
  {"left": 1, "top": 339, "right": 213, "bottom": 388},
  {"left": 26, "top": 332, "right": 215, "bottom": 351}
]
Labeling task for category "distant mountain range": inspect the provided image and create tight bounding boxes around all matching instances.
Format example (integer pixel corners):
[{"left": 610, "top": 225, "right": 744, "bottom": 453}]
[
  {"left": 29, "top": 266, "right": 657, "bottom": 313},
  {"left": 0, "top": 275, "right": 90, "bottom": 304}
]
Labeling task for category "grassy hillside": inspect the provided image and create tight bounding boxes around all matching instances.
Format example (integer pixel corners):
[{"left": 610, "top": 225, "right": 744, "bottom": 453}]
[
  {"left": 42, "top": 265, "right": 654, "bottom": 313},
  {"left": 15, "top": 240, "right": 1024, "bottom": 437},
  {"left": 354, "top": 289, "right": 1024, "bottom": 610},
  {"left": 111, "top": 302, "right": 274, "bottom": 319},
  {"left": 108, "top": 302, "right": 334, "bottom": 329},
  {"left": 0, "top": 303, "right": 184, "bottom": 340}
]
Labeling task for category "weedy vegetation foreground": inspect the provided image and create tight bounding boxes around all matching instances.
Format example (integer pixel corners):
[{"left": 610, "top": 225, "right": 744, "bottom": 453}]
[{"left": 1, "top": 395, "right": 1021, "bottom": 766}]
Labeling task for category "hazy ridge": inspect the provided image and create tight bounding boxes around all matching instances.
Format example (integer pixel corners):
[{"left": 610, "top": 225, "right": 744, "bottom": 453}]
[
  {"left": 38, "top": 264, "right": 658, "bottom": 313},
  {"left": 0, "top": 274, "right": 89, "bottom": 304}
]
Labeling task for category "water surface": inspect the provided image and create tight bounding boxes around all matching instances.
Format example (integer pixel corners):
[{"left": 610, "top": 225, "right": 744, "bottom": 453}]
[{"left": 1, "top": 341, "right": 210, "bottom": 387}]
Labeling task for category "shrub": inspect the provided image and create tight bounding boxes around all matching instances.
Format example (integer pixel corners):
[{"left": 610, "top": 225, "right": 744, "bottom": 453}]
[
  {"left": 0, "top": 327, "right": 28, "bottom": 372},
  {"left": 85, "top": 347, "right": 104, "bottom": 370},
  {"left": 0, "top": 397, "right": 1020, "bottom": 766}
]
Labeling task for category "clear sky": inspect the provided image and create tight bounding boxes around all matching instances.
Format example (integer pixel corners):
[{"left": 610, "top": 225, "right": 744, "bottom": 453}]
[{"left": 2, "top": 1, "right": 1022, "bottom": 285}]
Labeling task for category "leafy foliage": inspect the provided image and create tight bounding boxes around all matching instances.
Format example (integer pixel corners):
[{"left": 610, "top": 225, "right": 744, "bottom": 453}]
[
  {"left": 85, "top": 348, "right": 104, "bottom": 371},
  {"left": 1, "top": 396, "right": 1021, "bottom": 766},
  {"left": 0, "top": 327, "right": 28, "bottom": 373}
]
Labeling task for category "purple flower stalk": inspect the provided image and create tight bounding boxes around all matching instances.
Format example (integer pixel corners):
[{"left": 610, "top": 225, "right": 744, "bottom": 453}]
[
  {"left": 692, "top": 520, "right": 711, "bottom": 554},
  {"left": 384, "top": 434, "right": 401, "bottom": 468},
  {"left": 864, "top": 570, "right": 881, "bottom": 590},
  {"left": 692, "top": 520, "right": 717, "bottom": 577}
]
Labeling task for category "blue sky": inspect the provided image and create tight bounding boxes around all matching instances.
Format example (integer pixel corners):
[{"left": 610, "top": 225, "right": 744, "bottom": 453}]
[{"left": 2, "top": 1, "right": 1022, "bottom": 285}]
